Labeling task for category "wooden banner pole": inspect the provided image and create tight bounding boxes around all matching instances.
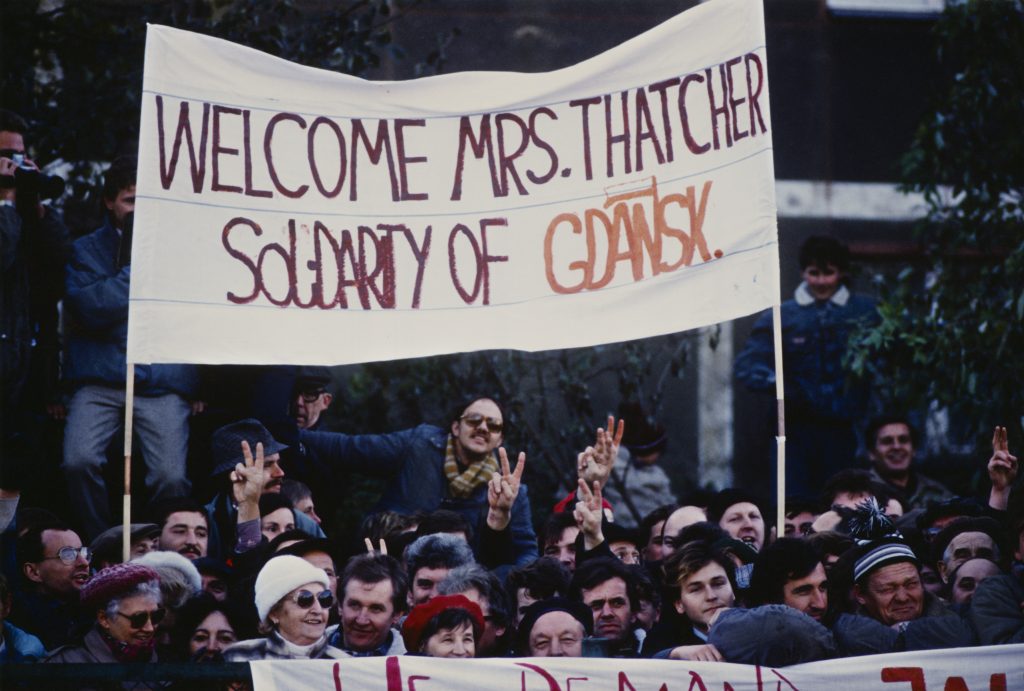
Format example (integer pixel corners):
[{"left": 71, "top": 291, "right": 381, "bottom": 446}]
[
  {"left": 771, "top": 303, "right": 786, "bottom": 540},
  {"left": 122, "top": 364, "right": 135, "bottom": 563}
]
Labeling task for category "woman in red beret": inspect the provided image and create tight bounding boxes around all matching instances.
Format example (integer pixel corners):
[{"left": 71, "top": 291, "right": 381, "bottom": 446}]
[{"left": 401, "top": 594, "right": 484, "bottom": 658}]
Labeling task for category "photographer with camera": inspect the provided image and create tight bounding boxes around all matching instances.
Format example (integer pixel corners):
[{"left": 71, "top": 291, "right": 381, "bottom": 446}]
[{"left": 0, "top": 108, "right": 71, "bottom": 498}]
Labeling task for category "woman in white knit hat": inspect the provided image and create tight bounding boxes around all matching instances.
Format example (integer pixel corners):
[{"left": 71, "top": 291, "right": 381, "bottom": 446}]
[{"left": 223, "top": 555, "right": 348, "bottom": 661}]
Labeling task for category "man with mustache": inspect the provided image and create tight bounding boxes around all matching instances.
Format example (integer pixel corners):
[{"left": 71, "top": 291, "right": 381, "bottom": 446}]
[
  {"left": 151, "top": 498, "right": 210, "bottom": 561},
  {"left": 203, "top": 419, "right": 323, "bottom": 559},
  {"left": 300, "top": 396, "right": 539, "bottom": 567},
  {"left": 10, "top": 522, "right": 91, "bottom": 650}
]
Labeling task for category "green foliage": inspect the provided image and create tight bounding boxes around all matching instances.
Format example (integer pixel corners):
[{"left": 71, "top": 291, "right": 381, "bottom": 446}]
[{"left": 847, "top": 0, "right": 1024, "bottom": 444}]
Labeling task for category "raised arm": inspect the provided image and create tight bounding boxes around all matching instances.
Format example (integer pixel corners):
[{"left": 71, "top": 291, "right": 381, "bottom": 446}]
[
  {"left": 574, "top": 479, "right": 605, "bottom": 551},
  {"left": 487, "top": 447, "right": 526, "bottom": 532},
  {"left": 232, "top": 440, "right": 266, "bottom": 553},
  {"left": 577, "top": 415, "right": 624, "bottom": 490},
  {"left": 988, "top": 425, "right": 1018, "bottom": 511}
]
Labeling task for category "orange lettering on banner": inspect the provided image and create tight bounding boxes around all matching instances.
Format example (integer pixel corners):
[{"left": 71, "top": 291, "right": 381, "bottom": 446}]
[{"left": 543, "top": 176, "right": 717, "bottom": 294}]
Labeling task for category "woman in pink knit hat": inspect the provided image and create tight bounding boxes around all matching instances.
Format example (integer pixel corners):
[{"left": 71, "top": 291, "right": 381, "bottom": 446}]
[{"left": 44, "top": 562, "right": 163, "bottom": 667}]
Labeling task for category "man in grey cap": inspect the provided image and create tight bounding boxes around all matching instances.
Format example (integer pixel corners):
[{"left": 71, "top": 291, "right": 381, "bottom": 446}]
[
  {"left": 203, "top": 419, "right": 322, "bottom": 558},
  {"left": 89, "top": 523, "right": 160, "bottom": 570}
]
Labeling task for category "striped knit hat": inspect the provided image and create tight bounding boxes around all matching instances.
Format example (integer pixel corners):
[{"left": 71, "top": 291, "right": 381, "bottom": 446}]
[{"left": 852, "top": 537, "right": 919, "bottom": 584}]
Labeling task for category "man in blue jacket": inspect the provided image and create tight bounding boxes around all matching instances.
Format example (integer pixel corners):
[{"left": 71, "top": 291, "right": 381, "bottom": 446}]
[
  {"left": 62, "top": 156, "right": 200, "bottom": 540},
  {"left": 734, "top": 236, "right": 877, "bottom": 495},
  {"left": 299, "top": 396, "right": 539, "bottom": 567}
]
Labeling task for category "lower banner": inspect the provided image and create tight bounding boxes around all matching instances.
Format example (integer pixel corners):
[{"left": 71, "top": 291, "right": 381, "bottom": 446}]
[{"left": 250, "top": 644, "right": 1024, "bottom": 690}]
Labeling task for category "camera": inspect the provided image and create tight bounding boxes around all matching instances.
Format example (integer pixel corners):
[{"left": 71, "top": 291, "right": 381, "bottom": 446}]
[{"left": 0, "top": 151, "right": 65, "bottom": 200}]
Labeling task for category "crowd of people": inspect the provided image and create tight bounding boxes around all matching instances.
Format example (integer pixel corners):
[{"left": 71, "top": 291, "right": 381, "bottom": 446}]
[{"left": 2, "top": 108, "right": 1024, "bottom": 688}]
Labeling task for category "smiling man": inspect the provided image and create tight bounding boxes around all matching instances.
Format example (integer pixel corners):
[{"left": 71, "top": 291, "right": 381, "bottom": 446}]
[
  {"left": 300, "top": 396, "right": 538, "bottom": 566},
  {"left": 152, "top": 498, "right": 209, "bottom": 561},
  {"left": 866, "top": 415, "right": 955, "bottom": 511},
  {"left": 850, "top": 536, "right": 960, "bottom": 627},
  {"left": 735, "top": 236, "right": 878, "bottom": 495},
  {"left": 749, "top": 538, "right": 829, "bottom": 623},
  {"left": 327, "top": 554, "right": 408, "bottom": 656}
]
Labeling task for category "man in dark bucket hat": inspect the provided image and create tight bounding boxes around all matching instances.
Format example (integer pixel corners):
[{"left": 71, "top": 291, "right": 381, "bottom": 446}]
[{"left": 203, "top": 420, "right": 323, "bottom": 558}]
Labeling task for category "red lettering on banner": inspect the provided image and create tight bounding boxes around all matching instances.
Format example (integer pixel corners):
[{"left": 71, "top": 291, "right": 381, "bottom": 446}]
[
  {"left": 394, "top": 119, "right": 428, "bottom": 201},
  {"left": 156, "top": 96, "right": 210, "bottom": 192},
  {"left": 882, "top": 667, "right": 926, "bottom": 691},
  {"left": 518, "top": 662, "right": 562, "bottom": 691},
  {"left": 350, "top": 119, "right": 400, "bottom": 202},
  {"left": 769, "top": 669, "right": 799, "bottom": 690},
  {"left": 447, "top": 218, "right": 509, "bottom": 305},
  {"left": 242, "top": 109, "right": 273, "bottom": 198},
  {"left": 211, "top": 105, "right": 243, "bottom": 193},
  {"left": 687, "top": 671, "right": 708, "bottom": 691},
  {"left": 333, "top": 661, "right": 343, "bottom": 691},
  {"left": 265, "top": 112, "right": 309, "bottom": 198},
  {"left": 942, "top": 675, "right": 1009, "bottom": 691},
  {"left": 386, "top": 655, "right": 403, "bottom": 691},
  {"left": 544, "top": 176, "right": 717, "bottom": 294},
  {"left": 222, "top": 216, "right": 432, "bottom": 310}
]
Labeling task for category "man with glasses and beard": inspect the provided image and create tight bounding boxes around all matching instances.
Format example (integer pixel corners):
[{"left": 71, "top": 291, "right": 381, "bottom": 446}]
[{"left": 299, "top": 396, "right": 540, "bottom": 566}]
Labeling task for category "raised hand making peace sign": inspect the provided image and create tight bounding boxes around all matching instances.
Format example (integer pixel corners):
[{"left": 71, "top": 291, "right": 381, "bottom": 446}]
[{"left": 487, "top": 447, "right": 526, "bottom": 531}]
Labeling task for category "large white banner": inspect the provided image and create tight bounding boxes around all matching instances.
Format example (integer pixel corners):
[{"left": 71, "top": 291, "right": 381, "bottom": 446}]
[
  {"left": 129, "top": 0, "right": 779, "bottom": 366},
  {"left": 250, "top": 645, "right": 1024, "bottom": 691}
]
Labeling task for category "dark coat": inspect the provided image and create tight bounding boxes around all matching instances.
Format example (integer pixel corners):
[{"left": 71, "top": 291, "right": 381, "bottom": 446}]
[{"left": 63, "top": 218, "right": 197, "bottom": 397}]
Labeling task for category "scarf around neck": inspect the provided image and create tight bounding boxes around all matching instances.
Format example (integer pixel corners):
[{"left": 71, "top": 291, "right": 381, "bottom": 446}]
[{"left": 444, "top": 434, "right": 498, "bottom": 498}]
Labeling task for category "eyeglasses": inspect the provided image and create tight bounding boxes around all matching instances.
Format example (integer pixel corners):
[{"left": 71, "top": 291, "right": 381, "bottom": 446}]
[
  {"left": 42, "top": 546, "right": 92, "bottom": 565},
  {"left": 291, "top": 589, "right": 334, "bottom": 610},
  {"left": 298, "top": 390, "right": 326, "bottom": 403},
  {"left": 115, "top": 608, "right": 166, "bottom": 629},
  {"left": 460, "top": 413, "right": 503, "bottom": 434}
]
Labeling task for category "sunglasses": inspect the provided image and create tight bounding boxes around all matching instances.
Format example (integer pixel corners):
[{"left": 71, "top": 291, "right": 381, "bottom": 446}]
[
  {"left": 291, "top": 589, "right": 334, "bottom": 610},
  {"left": 115, "top": 608, "right": 166, "bottom": 629},
  {"left": 460, "top": 413, "right": 503, "bottom": 434},
  {"left": 298, "top": 390, "right": 326, "bottom": 403},
  {"left": 43, "top": 546, "right": 92, "bottom": 565}
]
